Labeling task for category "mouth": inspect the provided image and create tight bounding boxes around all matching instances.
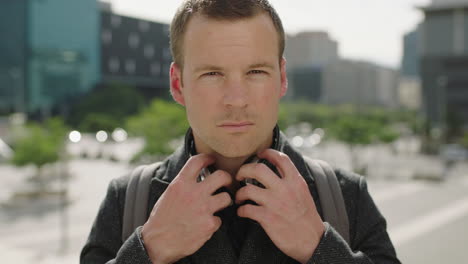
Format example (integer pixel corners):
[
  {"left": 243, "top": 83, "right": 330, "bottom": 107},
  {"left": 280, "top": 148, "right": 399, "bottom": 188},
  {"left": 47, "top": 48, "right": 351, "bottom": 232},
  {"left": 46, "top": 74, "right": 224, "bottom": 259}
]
[{"left": 218, "top": 121, "right": 254, "bottom": 133}]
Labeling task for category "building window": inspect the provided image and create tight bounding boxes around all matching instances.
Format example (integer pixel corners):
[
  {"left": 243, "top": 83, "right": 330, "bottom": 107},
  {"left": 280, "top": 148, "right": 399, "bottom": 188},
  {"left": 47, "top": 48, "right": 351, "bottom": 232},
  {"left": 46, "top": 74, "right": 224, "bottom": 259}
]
[
  {"left": 111, "top": 15, "right": 122, "bottom": 28},
  {"left": 150, "top": 62, "right": 161, "bottom": 76},
  {"left": 162, "top": 47, "right": 171, "bottom": 60},
  {"left": 163, "top": 24, "right": 170, "bottom": 35},
  {"left": 102, "top": 30, "right": 112, "bottom": 44},
  {"left": 139, "top": 21, "right": 150, "bottom": 32},
  {"left": 109, "top": 57, "right": 120, "bottom": 73},
  {"left": 162, "top": 64, "right": 170, "bottom": 76},
  {"left": 129, "top": 33, "right": 140, "bottom": 49},
  {"left": 144, "top": 45, "right": 155, "bottom": 59},
  {"left": 125, "top": 59, "right": 136, "bottom": 74}
]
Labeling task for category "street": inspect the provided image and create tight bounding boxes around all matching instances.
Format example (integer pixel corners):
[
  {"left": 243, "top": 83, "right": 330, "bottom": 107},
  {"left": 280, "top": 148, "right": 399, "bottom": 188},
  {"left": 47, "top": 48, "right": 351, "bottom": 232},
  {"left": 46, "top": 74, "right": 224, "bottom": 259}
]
[{"left": 1, "top": 153, "right": 467, "bottom": 263}]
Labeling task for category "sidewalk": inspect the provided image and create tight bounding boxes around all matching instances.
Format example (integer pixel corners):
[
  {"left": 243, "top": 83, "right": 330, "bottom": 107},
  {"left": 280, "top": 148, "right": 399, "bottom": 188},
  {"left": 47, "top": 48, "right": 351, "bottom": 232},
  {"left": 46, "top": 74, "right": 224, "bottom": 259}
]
[
  {"left": 0, "top": 244, "right": 79, "bottom": 264},
  {"left": 0, "top": 243, "right": 77, "bottom": 264},
  {"left": 0, "top": 159, "right": 130, "bottom": 264}
]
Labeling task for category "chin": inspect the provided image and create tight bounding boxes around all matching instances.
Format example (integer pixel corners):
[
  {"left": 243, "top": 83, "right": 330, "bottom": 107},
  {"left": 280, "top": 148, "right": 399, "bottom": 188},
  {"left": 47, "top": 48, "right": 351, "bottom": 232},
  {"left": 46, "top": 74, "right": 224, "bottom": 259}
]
[
  {"left": 216, "top": 148, "right": 253, "bottom": 159},
  {"left": 213, "top": 142, "right": 258, "bottom": 158}
]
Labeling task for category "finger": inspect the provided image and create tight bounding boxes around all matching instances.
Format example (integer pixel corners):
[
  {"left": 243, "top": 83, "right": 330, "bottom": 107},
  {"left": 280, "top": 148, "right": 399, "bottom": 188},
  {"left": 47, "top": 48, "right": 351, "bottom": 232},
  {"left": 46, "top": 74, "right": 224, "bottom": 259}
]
[
  {"left": 201, "top": 170, "right": 233, "bottom": 195},
  {"left": 205, "top": 216, "right": 222, "bottom": 235},
  {"left": 236, "top": 163, "right": 281, "bottom": 189},
  {"left": 257, "top": 149, "right": 297, "bottom": 180},
  {"left": 237, "top": 204, "right": 268, "bottom": 225},
  {"left": 177, "top": 154, "right": 215, "bottom": 182},
  {"left": 235, "top": 184, "right": 269, "bottom": 206},
  {"left": 209, "top": 192, "right": 233, "bottom": 213}
]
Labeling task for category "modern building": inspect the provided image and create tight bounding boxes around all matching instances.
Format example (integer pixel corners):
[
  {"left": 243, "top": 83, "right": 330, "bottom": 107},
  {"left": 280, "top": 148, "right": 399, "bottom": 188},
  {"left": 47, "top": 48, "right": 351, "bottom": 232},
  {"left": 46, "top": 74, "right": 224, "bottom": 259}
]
[
  {"left": 322, "top": 59, "right": 399, "bottom": 108},
  {"left": 401, "top": 26, "right": 421, "bottom": 78},
  {"left": 432, "top": 0, "right": 468, "bottom": 7},
  {"left": 0, "top": 0, "right": 100, "bottom": 116},
  {"left": 0, "top": 0, "right": 174, "bottom": 116},
  {"left": 284, "top": 31, "right": 339, "bottom": 101},
  {"left": 285, "top": 31, "right": 339, "bottom": 70},
  {"left": 287, "top": 66, "right": 322, "bottom": 101},
  {"left": 399, "top": 25, "right": 423, "bottom": 110},
  {"left": 419, "top": 0, "right": 468, "bottom": 130},
  {"left": 100, "top": 10, "right": 172, "bottom": 99}
]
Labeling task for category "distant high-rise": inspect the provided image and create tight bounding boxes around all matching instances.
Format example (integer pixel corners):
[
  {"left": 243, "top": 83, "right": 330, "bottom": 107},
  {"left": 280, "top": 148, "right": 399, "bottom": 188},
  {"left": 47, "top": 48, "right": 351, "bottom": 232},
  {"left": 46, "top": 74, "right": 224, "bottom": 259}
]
[
  {"left": 401, "top": 25, "right": 421, "bottom": 78},
  {"left": 322, "top": 59, "right": 399, "bottom": 108},
  {"left": 399, "top": 25, "right": 423, "bottom": 110},
  {"left": 0, "top": 0, "right": 100, "bottom": 116},
  {"left": 419, "top": 1, "right": 468, "bottom": 131},
  {"left": 432, "top": 0, "right": 468, "bottom": 6},
  {"left": 285, "top": 31, "right": 339, "bottom": 69},
  {"left": 100, "top": 10, "right": 171, "bottom": 98},
  {"left": 0, "top": 0, "right": 173, "bottom": 116},
  {"left": 284, "top": 31, "right": 339, "bottom": 101}
]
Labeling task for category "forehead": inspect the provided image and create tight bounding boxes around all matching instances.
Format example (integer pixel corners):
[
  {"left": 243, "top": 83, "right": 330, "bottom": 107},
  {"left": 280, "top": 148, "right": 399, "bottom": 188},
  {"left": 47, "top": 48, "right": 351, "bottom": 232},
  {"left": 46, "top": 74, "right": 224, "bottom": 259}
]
[{"left": 182, "top": 13, "right": 280, "bottom": 67}]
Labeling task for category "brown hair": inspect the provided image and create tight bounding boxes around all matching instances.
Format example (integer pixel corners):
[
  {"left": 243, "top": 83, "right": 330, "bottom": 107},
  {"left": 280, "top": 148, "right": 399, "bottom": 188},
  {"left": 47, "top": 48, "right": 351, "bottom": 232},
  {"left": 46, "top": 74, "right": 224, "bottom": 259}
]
[{"left": 170, "top": 0, "right": 285, "bottom": 68}]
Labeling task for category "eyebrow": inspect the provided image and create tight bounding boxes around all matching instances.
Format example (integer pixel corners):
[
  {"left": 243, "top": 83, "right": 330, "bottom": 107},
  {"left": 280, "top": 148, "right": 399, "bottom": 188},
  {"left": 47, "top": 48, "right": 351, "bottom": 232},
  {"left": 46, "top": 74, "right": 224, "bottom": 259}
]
[
  {"left": 193, "top": 62, "right": 276, "bottom": 74},
  {"left": 248, "top": 62, "right": 276, "bottom": 70},
  {"left": 193, "top": 64, "right": 224, "bottom": 74}
]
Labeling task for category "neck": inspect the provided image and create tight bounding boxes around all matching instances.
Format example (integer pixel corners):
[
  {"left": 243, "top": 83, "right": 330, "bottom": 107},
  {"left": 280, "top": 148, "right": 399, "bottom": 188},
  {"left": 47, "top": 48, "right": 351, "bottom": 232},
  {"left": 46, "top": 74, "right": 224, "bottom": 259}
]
[
  {"left": 192, "top": 133, "right": 273, "bottom": 193},
  {"left": 211, "top": 154, "right": 250, "bottom": 193}
]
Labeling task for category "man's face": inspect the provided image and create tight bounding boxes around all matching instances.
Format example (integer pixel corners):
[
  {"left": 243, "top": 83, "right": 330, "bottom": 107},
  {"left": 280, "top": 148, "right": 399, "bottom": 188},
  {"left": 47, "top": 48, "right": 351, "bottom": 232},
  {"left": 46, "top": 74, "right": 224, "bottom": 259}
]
[{"left": 170, "top": 13, "right": 288, "bottom": 158}]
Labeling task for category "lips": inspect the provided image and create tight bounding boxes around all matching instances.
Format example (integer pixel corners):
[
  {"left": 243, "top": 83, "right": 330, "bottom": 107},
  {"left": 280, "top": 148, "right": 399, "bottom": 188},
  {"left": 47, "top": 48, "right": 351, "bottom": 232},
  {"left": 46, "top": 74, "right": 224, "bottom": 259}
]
[
  {"left": 218, "top": 121, "right": 254, "bottom": 133},
  {"left": 220, "top": 121, "right": 254, "bottom": 127}
]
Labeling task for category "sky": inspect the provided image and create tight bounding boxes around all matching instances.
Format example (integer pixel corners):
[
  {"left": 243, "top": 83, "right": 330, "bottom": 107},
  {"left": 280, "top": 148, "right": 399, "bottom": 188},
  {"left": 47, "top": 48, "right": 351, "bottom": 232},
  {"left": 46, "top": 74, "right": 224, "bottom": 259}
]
[{"left": 103, "top": 0, "right": 432, "bottom": 69}]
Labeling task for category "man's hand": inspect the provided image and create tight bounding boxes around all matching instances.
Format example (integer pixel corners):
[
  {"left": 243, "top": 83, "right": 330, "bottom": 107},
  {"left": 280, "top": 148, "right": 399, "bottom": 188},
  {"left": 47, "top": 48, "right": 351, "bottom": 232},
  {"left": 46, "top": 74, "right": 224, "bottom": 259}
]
[
  {"left": 141, "top": 154, "right": 233, "bottom": 264},
  {"left": 235, "top": 149, "right": 325, "bottom": 264}
]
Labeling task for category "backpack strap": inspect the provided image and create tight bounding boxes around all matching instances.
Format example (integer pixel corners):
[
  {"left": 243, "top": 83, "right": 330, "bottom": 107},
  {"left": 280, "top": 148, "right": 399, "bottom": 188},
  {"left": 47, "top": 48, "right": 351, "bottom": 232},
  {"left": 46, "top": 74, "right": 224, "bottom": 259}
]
[
  {"left": 304, "top": 157, "right": 350, "bottom": 244},
  {"left": 122, "top": 162, "right": 162, "bottom": 243}
]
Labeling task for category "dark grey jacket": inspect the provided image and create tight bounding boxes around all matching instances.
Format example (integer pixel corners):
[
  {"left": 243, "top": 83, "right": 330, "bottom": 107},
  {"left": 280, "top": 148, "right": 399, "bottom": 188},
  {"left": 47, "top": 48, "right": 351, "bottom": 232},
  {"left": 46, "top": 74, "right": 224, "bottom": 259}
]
[{"left": 81, "top": 131, "right": 400, "bottom": 264}]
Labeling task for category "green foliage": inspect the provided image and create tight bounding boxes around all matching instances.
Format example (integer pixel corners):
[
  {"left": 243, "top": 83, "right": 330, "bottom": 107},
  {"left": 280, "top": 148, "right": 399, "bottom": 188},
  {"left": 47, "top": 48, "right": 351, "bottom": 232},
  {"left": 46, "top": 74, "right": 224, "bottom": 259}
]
[
  {"left": 68, "top": 83, "right": 145, "bottom": 132},
  {"left": 126, "top": 99, "right": 188, "bottom": 156},
  {"left": 379, "top": 128, "right": 399, "bottom": 144},
  {"left": 461, "top": 132, "right": 468, "bottom": 149},
  {"left": 11, "top": 118, "right": 68, "bottom": 168},
  {"left": 279, "top": 102, "right": 412, "bottom": 145},
  {"left": 279, "top": 101, "right": 339, "bottom": 130},
  {"left": 80, "top": 113, "right": 119, "bottom": 133},
  {"left": 329, "top": 116, "right": 399, "bottom": 146},
  {"left": 330, "top": 117, "right": 376, "bottom": 145}
]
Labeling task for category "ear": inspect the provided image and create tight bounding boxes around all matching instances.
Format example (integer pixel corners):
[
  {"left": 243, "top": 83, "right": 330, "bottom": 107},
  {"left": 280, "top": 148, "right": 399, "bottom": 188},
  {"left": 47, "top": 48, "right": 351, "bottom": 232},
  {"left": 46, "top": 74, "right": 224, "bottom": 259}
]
[
  {"left": 170, "top": 62, "right": 185, "bottom": 106},
  {"left": 280, "top": 57, "right": 288, "bottom": 98}
]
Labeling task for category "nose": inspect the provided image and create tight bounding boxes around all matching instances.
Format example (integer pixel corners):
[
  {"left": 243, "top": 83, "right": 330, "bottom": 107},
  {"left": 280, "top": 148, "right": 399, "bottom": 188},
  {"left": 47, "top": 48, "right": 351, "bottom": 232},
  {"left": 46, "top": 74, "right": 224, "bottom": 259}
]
[{"left": 222, "top": 77, "right": 248, "bottom": 108}]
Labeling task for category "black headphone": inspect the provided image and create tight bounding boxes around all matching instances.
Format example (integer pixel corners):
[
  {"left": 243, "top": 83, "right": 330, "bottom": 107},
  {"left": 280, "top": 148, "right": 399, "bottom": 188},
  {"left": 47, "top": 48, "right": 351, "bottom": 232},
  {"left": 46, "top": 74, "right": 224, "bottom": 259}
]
[{"left": 189, "top": 132, "right": 281, "bottom": 189}]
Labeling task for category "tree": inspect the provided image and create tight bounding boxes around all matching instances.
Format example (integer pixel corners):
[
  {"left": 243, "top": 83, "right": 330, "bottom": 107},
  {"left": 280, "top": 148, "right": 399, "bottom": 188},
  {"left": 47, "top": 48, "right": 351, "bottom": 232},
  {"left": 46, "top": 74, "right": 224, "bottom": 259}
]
[
  {"left": 461, "top": 132, "right": 468, "bottom": 149},
  {"left": 126, "top": 99, "right": 188, "bottom": 161},
  {"left": 68, "top": 83, "right": 145, "bottom": 132},
  {"left": 11, "top": 118, "right": 68, "bottom": 192},
  {"left": 330, "top": 115, "right": 399, "bottom": 175}
]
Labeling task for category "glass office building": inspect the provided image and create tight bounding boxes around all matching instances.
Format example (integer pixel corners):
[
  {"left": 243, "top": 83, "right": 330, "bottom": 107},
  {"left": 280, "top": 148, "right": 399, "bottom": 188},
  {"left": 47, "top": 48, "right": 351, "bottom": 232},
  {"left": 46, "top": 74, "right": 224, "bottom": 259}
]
[{"left": 0, "top": 0, "right": 100, "bottom": 115}]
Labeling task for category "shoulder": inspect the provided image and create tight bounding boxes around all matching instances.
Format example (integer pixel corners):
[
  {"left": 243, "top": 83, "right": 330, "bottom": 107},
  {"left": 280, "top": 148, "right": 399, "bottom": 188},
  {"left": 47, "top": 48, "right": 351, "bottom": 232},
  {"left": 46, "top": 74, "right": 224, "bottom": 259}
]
[
  {"left": 332, "top": 167, "right": 368, "bottom": 206},
  {"left": 332, "top": 167, "right": 376, "bottom": 241},
  {"left": 108, "top": 171, "right": 132, "bottom": 196},
  {"left": 109, "top": 162, "right": 165, "bottom": 191},
  {"left": 333, "top": 167, "right": 365, "bottom": 192},
  {"left": 97, "top": 172, "right": 133, "bottom": 217}
]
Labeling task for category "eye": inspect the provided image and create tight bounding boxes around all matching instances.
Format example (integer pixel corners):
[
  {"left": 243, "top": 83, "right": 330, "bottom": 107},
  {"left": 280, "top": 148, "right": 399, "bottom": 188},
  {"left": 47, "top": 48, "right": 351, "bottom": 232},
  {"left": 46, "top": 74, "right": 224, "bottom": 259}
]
[
  {"left": 248, "top": 69, "right": 267, "bottom": 75},
  {"left": 202, "top": 72, "right": 221, "bottom": 77}
]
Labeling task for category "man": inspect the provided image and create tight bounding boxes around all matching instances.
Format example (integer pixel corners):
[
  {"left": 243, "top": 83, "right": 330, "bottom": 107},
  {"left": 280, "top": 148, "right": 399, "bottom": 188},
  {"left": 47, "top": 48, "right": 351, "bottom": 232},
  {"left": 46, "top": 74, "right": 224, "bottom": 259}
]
[{"left": 81, "top": 0, "right": 400, "bottom": 263}]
